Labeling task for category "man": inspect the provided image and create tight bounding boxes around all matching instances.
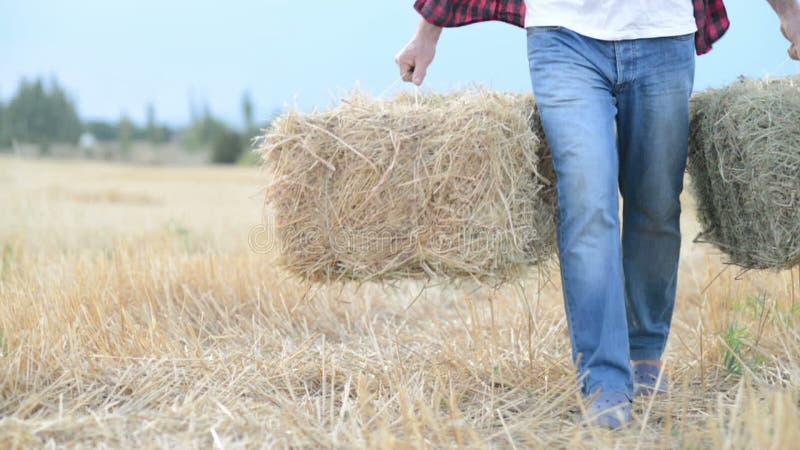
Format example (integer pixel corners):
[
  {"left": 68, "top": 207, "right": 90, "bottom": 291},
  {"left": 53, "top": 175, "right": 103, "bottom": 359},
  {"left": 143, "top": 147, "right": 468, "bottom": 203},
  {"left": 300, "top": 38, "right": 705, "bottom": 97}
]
[{"left": 396, "top": 0, "right": 800, "bottom": 429}]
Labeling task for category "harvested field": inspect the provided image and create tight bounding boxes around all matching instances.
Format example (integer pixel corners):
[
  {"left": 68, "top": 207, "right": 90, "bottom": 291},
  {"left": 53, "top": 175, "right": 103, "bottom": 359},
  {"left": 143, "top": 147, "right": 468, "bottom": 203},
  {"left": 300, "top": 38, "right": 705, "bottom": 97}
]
[{"left": 1, "top": 156, "right": 800, "bottom": 448}]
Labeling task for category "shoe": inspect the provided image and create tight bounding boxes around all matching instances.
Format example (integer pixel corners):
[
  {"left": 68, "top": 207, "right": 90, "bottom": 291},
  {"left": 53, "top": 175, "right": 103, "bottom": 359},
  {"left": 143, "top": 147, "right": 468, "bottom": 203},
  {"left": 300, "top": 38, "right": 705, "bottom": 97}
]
[
  {"left": 582, "top": 390, "right": 632, "bottom": 430},
  {"left": 633, "top": 362, "right": 668, "bottom": 398}
]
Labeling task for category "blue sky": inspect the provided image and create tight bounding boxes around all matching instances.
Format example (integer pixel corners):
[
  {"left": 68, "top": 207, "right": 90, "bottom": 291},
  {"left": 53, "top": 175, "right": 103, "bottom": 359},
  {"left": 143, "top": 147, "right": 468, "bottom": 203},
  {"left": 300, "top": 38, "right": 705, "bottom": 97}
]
[{"left": 2, "top": 1, "right": 798, "bottom": 128}]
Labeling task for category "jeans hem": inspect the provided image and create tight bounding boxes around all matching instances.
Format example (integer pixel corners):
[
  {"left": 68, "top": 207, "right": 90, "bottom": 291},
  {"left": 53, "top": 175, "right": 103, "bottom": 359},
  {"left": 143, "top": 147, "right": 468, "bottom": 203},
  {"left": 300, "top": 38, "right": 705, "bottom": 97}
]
[
  {"left": 584, "top": 383, "right": 633, "bottom": 399},
  {"left": 629, "top": 348, "right": 664, "bottom": 361}
]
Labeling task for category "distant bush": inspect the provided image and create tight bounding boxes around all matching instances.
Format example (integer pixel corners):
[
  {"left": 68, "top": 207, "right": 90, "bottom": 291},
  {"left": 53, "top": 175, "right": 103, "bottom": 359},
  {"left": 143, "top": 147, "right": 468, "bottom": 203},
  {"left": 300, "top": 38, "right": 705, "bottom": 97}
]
[
  {"left": 211, "top": 130, "right": 244, "bottom": 164},
  {"left": 85, "top": 120, "right": 119, "bottom": 142},
  {"left": 182, "top": 117, "right": 227, "bottom": 152},
  {"left": 0, "top": 102, "right": 8, "bottom": 148},
  {"left": 4, "top": 78, "right": 81, "bottom": 148},
  {"left": 237, "top": 149, "right": 261, "bottom": 166}
]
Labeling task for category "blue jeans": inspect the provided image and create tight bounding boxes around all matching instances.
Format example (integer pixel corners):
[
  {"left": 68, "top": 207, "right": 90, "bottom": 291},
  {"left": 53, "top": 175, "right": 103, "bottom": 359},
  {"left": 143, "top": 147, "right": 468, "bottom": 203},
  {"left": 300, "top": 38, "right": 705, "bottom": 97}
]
[{"left": 526, "top": 27, "right": 695, "bottom": 396}]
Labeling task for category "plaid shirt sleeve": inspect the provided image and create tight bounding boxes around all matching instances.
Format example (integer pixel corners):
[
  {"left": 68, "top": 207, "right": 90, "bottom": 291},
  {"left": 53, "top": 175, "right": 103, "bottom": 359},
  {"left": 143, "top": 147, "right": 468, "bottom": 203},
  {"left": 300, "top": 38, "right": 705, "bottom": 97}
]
[
  {"left": 414, "top": 0, "right": 728, "bottom": 55},
  {"left": 413, "top": 0, "right": 526, "bottom": 28},
  {"left": 693, "top": 0, "right": 730, "bottom": 55}
]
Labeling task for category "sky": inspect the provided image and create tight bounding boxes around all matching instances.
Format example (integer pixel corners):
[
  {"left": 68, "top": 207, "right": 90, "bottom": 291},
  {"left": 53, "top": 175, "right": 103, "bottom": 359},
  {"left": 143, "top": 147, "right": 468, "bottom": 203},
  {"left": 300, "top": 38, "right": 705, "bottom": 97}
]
[{"left": 2, "top": 1, "right": 798, "bottom": 128}]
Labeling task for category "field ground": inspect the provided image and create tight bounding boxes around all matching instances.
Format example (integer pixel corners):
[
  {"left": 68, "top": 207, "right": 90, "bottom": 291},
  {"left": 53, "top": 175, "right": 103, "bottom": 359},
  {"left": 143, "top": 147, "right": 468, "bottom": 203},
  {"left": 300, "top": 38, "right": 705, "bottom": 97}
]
[
  {"left": 1, "top": 156, "right": 799, "bottom": 448},
  {"left": 4, "top": 142, "right": 210, "bottom": 166}
]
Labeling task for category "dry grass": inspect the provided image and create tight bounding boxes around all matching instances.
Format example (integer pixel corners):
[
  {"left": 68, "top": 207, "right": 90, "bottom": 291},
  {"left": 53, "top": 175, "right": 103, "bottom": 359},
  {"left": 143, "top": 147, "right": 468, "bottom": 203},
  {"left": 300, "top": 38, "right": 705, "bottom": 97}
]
[
  {"left": 1, "top": 156, "right": 799, "bottom": 448},
  {"left": 689, "top": 76, "right": 800, "bottom": 270},
  {"left": 260, "top": 91, "right": 556, "bottom": 282}
]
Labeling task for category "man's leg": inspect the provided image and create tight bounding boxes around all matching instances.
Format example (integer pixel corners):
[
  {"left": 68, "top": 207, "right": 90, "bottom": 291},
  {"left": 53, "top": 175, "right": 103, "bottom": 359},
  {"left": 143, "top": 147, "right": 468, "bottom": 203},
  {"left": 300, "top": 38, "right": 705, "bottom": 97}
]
[
  {"left": 527, "top": 27, "right": 632, "bottom": 398},
  {"left": 615, "top": 35, "right": 695, "bottom": 363}
]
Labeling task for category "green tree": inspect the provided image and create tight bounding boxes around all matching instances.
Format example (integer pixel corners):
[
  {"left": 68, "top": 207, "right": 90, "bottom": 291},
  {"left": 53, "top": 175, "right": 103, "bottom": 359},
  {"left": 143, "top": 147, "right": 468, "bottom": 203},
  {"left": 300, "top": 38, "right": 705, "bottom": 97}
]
[
  {"left": 119, "top": 114, "right": 134, "bottom": 155},
  {"left": 143, "top": 102, "right": 169, "bottom": 144},
  {"left": 0, "top": 100, "right": 8, "bottom": 148},
  {"left": 242, "top": 91, "right": 255, "bottom": 137},
  {"left": 85, "top": 120, "right": 119, "bottom": 142},
  {"left": 3, "top": 77, "right": 81, "bottom": 151},
  {"left": 5, "top": 79, "right": 49, "bottom": 151},
  {"left": 211, "top": 130, "right": 243, "bottom": 164},
  {"left": 146, "top": 102, "right": 156, "bottom": 143},
  {"left": 181, "top": 102, "right": 227, "bottom": 151},
  {"left": 48, "top": 80, "right": 82, "bottom": 143}
]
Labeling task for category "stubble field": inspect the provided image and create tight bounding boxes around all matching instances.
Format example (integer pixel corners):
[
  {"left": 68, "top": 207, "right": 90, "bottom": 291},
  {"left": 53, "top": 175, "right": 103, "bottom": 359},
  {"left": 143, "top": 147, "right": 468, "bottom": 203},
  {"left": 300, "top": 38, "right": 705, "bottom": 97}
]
[{"left": 0, "top": 156, "right": 798, "bottom": 449}]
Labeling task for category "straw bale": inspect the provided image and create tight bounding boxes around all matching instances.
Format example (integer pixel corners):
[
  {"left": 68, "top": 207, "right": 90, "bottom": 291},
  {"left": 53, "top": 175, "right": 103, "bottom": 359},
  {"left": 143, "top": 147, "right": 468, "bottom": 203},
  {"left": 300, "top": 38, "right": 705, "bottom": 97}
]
[
  {"left": 688, "top": 76, "right": 800, "bottom": 269},
  {"left": 259, "top": 90, "right": 557, "bottom": 282}
]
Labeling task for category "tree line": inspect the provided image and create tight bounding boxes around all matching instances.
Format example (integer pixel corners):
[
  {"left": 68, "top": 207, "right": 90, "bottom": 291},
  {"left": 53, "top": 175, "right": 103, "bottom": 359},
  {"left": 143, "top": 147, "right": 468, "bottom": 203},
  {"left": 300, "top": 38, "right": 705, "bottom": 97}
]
[{"left": 0, "top": 77, "right": 267, "bottom": 164}]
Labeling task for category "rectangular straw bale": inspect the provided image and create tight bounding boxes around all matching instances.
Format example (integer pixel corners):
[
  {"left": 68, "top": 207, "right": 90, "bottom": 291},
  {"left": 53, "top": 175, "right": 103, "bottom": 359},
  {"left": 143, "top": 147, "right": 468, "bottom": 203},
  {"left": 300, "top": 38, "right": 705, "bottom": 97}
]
[
  {"left": 259, "top": 90, "right": 557, "bottom": 282},
  {"left": 688, "top": 76, "right": 800, "bottom": 269}
]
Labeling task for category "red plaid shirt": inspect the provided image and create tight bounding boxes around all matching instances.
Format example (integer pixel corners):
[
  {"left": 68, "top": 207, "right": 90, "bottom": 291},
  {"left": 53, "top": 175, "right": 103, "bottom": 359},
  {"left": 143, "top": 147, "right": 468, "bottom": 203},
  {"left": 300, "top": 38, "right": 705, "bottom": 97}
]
[{"left": 413, "top": 0, "right": 729, "bottom": 55}]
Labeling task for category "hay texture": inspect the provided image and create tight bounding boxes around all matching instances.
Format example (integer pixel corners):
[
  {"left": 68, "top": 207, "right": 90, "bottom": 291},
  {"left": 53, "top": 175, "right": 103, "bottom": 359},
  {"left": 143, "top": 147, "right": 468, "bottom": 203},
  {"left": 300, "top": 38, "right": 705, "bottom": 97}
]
[
  {"left": 259, "top": 90, "right": 557, "bottom": 282},
  {"left": 688, "top": 76, "right": 800, "bottom": 270}
]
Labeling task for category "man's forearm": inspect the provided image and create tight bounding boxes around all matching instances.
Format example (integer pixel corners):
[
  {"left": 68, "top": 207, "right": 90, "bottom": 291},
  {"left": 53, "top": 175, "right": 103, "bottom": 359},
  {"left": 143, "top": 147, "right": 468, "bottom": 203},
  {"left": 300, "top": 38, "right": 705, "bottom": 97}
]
[
  {"left": 768, "top": 0, "right": 800, "bottom": 16},
  {"left": 416, "top": 19, "right": 443, "bottom": 43}
]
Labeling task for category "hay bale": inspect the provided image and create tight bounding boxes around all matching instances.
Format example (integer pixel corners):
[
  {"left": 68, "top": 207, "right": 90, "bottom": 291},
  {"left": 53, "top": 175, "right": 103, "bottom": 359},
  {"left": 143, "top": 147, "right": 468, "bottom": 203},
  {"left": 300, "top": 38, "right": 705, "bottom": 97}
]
[
  {"left": 259, "top": 90, "right": 557, "bottom": 282},
  {"left": 688, "top": 76, "right": 800, "bottom": 270}
]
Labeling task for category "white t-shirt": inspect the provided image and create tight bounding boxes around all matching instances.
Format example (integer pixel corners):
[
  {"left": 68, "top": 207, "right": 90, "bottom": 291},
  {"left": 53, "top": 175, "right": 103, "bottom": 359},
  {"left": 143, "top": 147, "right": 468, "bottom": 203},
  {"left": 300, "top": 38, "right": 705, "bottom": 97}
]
[{"left": 524, "top": 1, "right": 697, "bottom": 41}]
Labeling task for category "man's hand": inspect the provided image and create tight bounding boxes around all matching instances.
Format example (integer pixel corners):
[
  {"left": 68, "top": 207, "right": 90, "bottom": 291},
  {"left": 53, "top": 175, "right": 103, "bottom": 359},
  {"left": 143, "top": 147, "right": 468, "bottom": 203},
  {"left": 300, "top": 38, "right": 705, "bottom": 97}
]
[
  {"left": 769, "top": 0, "right": 800, "bottom": 59},
  {"left": 395, "top": 20, "right": 442, "bottom": 86},
  {"left": 781, "top": 12, "right": 800, "bottom": 59}
]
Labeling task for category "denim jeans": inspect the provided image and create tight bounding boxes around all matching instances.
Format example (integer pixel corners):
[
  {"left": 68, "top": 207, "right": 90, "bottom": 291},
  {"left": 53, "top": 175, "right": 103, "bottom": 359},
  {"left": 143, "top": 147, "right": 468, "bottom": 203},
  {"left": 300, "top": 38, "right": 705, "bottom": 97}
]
[{"left": 526, "top": 27, "right": 695, "bottom": 396}]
